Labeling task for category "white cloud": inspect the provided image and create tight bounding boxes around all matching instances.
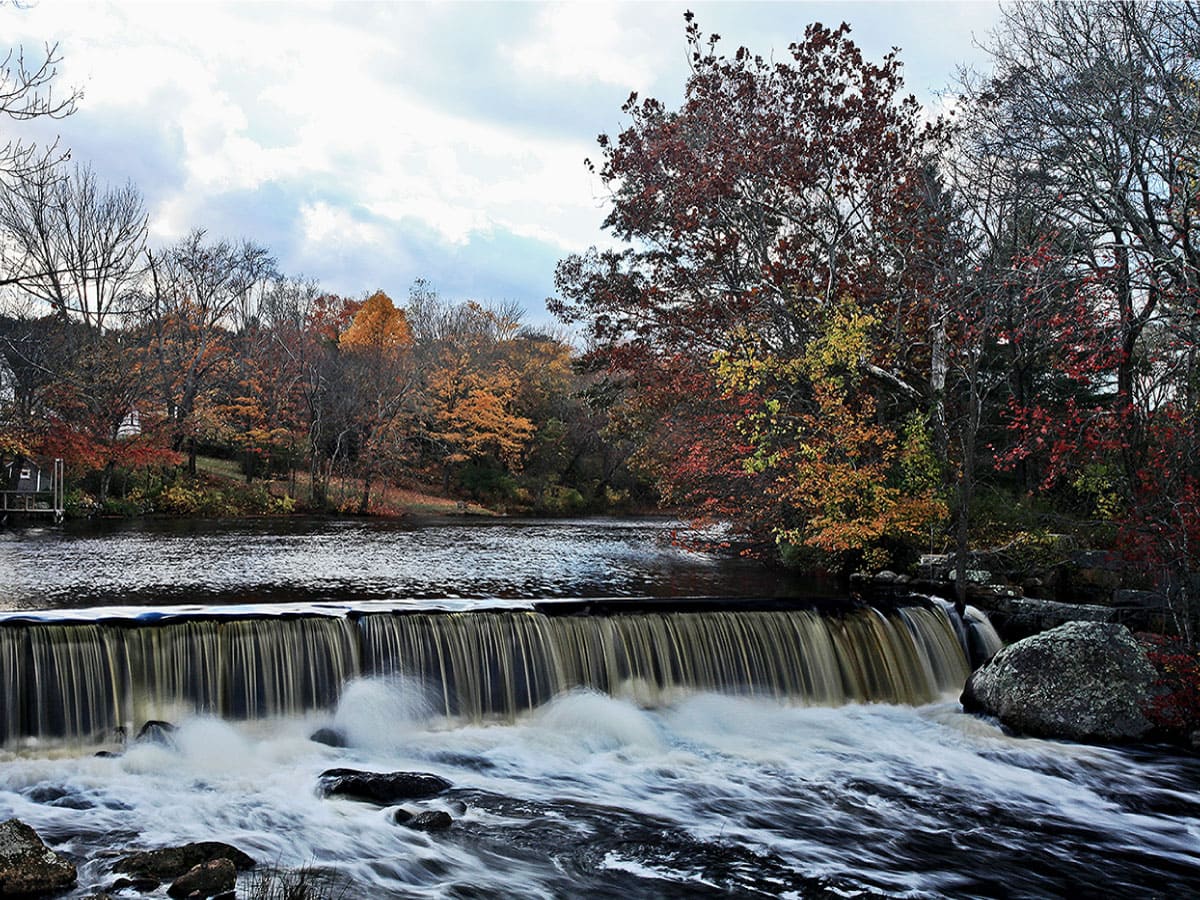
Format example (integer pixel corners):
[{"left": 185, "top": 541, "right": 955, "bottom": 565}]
[
  {"left": 503, "top": 3, "right": 667, "bottom": 87},
  {"left": 299, "top": 200, "right": 383, "bottom": 250},
  {"left": 0, "top": 0, "right": 1002, "bottom": 307}
]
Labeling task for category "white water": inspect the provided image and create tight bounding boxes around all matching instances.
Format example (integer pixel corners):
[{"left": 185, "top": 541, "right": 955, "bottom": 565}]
[{"left": 2, "top": 680, "right": 1197, "bottom": 898}]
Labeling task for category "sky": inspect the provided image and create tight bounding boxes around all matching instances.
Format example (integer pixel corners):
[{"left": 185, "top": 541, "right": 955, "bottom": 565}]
[{"left": 3, "top": 1, "right": 1002, "bottom": 327}]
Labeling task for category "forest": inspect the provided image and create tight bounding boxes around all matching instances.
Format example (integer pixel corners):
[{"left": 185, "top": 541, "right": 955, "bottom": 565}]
[{"left": 3, "top": 3, "right": 1200, "bottom": 635}]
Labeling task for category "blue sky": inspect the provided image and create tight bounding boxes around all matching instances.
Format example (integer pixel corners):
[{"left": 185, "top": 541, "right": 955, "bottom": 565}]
[{"left": 3, "top": 1, "right": 1001, "bottom": 327}]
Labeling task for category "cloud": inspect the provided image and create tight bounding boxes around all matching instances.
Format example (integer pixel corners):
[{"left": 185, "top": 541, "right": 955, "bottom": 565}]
[
  {"left": 0, "top": 0, "right": 1002, "bottom": 323},
  {"left": 503, "top": 3, "right": 671, "bottom": 88}
]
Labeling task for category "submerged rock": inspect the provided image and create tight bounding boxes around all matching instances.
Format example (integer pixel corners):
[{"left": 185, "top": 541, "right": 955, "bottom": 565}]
[
  {"left": 167, "top": 858, "right": 236, "bottom": 899},
  {"left": 318, "top": 768, "right": 451, "bottom": 805},
  {"left": 113, "top": 841, "right": 255, "bottom": 879},
  {"left": 309, "top": 727, "right": 348, "bottom": 748},
  {"left": 961, "top": 621, "right": 1157, "bottom": 743},
  {"left": 135, "top": 720, "right": 178, "bottom": 747},
  {"left": 0, "top": 818, "right": 77, "bottom": 896},
  {"left": 394, "top": 809, "right": 454, "bottom": 830}
]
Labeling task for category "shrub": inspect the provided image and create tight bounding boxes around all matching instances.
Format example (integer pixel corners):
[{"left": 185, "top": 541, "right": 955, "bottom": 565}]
[{"left": 1141, "top": 633, "right": 1200, "bottom": 734}]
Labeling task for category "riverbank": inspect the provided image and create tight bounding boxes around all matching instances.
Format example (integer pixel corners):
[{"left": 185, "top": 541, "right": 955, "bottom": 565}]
[{"left": 56, "top": 457, "right": 499, "bottom": 522}]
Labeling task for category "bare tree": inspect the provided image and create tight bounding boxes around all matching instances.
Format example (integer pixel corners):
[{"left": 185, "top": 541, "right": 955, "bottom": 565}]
[
  {"left": 0, "top": 163, "right": 147, "bottom": 330},
  {"left": 0, "top": 42, "right": 78, "bottom": 186}
]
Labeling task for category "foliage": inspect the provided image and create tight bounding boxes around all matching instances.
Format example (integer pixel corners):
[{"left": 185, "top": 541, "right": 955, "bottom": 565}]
[{"left": 1141, "top": 634, "right": 1200, "bottom": 735}]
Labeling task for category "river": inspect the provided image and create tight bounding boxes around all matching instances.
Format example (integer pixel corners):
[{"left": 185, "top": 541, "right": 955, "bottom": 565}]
[{"left": 0, "top": 517, "right": 1197, "bottom": 899}]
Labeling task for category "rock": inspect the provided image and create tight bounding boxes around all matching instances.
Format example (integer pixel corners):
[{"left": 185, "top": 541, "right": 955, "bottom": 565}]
[
  {"left": 167, "top": 858, "right": 236, "bottom": 899},
  {"left": 318, "top": 768, "right": 451, "bottom": 805},
  {"left": 135, "top": 720, "right": 177, "bottom": 747},
  {"left": 113, "top": 841, "right": 255, "bottom": 879},
  {"left": 873, "top": 570, "right": 898, "bottom": 583},
  {"left": 395, "top": 809, "right": 453, "bottom": 830},
  {"left": 1059, "top": 550, "right": 1124, "bottom": 603},
  {"left": 0, "top": 818, "right": 77, "bottom": 896},
  {"left": 408, "top": 810, "right": 454, "bottom": 830},
  {"left": 968, "top": 592, "right": 1115, "bottom": 643},
  {"left": 309, "top": 727, "right": 348, "bottom": 748},
  {"left": 962, "top": 622, "right": 1157, "bottom": 743},
  {"left": 25, "top": 785, "right": 94, "bottom": 810}
]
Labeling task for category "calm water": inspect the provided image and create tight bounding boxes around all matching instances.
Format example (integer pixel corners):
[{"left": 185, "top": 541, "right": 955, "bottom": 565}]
[
  {"left": 0, "top": 516, "right": 829, "bottom": 610},
  {"left": 0, "top": 517, "right": 1198, "bottom": 899}
]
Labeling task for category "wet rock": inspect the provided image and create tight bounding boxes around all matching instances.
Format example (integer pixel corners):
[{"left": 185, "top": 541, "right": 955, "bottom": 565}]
[
  {"left": 113, "top": 841, "right": 255, "bottom": 879},
  {"left": 135, "top": 720, "right": 178, "bottom": 747},
  {"left": 962, "top": 622, "right": 1157, "bottom": 744},
  {"left": 309, "top": 727, "right": 348, "bottom": 748},
  {"left": 94, "top": 750, "right": 121, "bottom": 759},
  {"left": 429, "top": 751, "right": 496, "bottom": 772},
  {"left": 24, "top": 785, "right": 69, "bottom": 804},
  {"left": 318, "top": 768, "right": 451, "bottom": 805},
  {"left": 0, "top": 818, "right": 77, "bottom": 896},
  {"left": 167, "top": 858, "right": 236, "bottom": 899},
  {"left": 394, "top": 808, "right": 453, "bottom": 830},
  {"left": 26, "top": 786, "right": 94, "bottom": 811}
]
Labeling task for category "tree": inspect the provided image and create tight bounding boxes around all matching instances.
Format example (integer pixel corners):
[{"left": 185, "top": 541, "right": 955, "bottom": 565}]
[
  {"left": 337, "top": 290, "right": 417, "bottom": 512},
  {"left": 552, "top": 14, "right": 946, "bottom": 564},
  {"left": 968, "top": 1, "right": 1200, "bottom": 637},
  {"left": 0, "top": 163, "right": 147, "bottom": 331},
  {"left": 144, "top": 229, "right": 277, "bottom": 472},
  {"left": 0, "top": 42, "right": 77, "bottom": 190}
]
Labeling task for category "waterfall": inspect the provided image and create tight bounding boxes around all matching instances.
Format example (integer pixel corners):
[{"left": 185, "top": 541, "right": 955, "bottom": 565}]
[{"left": 0, "top": 600, "right": 982, "bottom": 745}]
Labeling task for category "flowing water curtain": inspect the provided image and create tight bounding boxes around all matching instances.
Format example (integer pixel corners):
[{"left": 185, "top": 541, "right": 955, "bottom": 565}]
[
  {"left": 1, "top": 604, "right": 978, "bottom": 744},
  {"left": 356, "top": 607, "right": 973, "bottom": 720}
]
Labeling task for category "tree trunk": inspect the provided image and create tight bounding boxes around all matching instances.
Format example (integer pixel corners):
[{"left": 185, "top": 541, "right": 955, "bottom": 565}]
[
  {"left": 99, "top": 461, "right": 115, "bottom": 504},
  {"left": 358, "top": 472, "right": 373, "bottom": 515}
]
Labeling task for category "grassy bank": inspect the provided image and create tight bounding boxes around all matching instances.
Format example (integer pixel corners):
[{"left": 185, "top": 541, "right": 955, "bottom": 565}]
[{"left": 67, "top": 457, "right": 497, "bottom": 520}]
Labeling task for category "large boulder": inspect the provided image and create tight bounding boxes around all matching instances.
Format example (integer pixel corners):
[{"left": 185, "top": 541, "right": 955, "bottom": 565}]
[
  {"left": 0, "top": 818, "right": 77, "bottom": 896},
  {"left": 317, "top": 768, "right": 451, "bottom": 805},
  {"left": 961, "top": 621, "right": 1157, "bottom": 743}
]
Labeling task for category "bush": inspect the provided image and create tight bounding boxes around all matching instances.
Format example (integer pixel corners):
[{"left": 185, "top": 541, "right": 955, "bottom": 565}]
[
  {"left": 458, "top": 460, "right": 518, "bottom": 502},
  {"left": 101, "top": 495, "right": 148, "bottom": 517},
  {"left": 1141, "top": 633, "right": 1200, "bottom": 735},
  {"left": 538, "top": 484, "right": 586, "bottom": 515},
  {"left": 63, "top": 488, "right": 99, "bottom": 518}
]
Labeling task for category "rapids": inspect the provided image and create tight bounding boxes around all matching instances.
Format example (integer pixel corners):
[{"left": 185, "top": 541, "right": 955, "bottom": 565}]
[
  {"left": 1, "top": 685, "right": 1197, "bottom": 898},
  {"left": 0, "top": 518, "right": 1197, "bottom": 897}
]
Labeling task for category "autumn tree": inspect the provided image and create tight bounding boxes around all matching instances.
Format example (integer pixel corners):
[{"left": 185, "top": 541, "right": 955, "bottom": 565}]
[
  {"left": 144, "top": 229, "right": 277, "bottom": 472},
  {"left": 337, "top": 290, "right": 417, "bottom": 512},
  {"left": 968, "top": 1, "right": 1200, "bottom": 635},
  {"left": 408, "top": 289, "right": 536, "bottom": 498},
  {"left": 0, "top": 164, "right": 155, "bottom": 500},
  {"left": 552, "top": 14, "right": 947, "bottom": 565}
]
